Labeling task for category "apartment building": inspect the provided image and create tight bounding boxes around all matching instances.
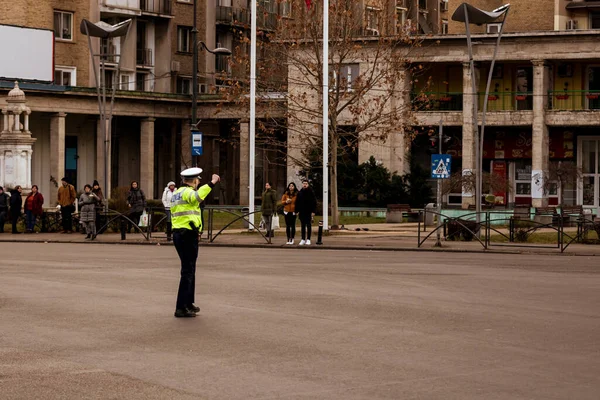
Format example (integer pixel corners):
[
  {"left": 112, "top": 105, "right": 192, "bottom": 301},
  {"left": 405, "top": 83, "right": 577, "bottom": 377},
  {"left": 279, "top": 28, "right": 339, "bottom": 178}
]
[{"left": 0, "top": 0, "right": 291, "bottom": 205}]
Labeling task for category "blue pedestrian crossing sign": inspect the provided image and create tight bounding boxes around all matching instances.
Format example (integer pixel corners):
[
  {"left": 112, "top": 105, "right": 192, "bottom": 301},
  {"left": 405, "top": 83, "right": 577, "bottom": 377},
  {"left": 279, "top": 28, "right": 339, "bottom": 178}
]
[
  {"left": 191, "top": 131, "right": 203, "bottom": 156},
  {"left": 431, "top": 155, "right": 451, "bottom": 179}
]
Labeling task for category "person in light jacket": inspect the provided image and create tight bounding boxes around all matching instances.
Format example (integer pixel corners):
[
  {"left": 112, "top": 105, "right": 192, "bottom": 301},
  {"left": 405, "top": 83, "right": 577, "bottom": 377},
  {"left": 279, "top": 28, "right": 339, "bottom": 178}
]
[
  {"left": 79, "top": 184, "right": 99, "bottom": 240},
  {"left": 162, "top": 181, "right": 176, "bottom": 241}
]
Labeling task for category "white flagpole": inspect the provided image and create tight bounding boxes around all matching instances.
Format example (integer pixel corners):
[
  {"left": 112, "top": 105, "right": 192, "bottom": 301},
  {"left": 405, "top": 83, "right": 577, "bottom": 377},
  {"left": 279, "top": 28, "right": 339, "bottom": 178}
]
[
  {"left": 249, "top": 0, "right": 257, "bottom": 229},
  {"left": 322, "top": 0, "right": 329, "bottom": 231}
]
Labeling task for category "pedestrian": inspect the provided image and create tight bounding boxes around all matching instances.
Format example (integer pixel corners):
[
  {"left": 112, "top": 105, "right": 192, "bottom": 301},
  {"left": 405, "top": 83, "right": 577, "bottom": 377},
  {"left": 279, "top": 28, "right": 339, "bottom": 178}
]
[
  {"left": 79, "top": 184, "right": 99, "bottom": 240},
  {"left": 296, "top": 179, "right": 317, "bottom": 246},
  {"left": 0, "top": 186, "right": 9, "bottom": 233},
  {"left": 58, "top": 177, "right": 77, "bottom": 233},
  {"left": 23, "top": 185, "right": 44, "bottom": 233},
  {"left": 162, "top": 181, "right": 176, "bottom": 241},
  {"left": 92, "top": 180, "right": 105, "bottom": 234},
  {"left": 281, "top": 182, "right": 298, "bottom": 245},
  {"left": 9, "top": 185, "right": 22, "bottom": 234},
  {"left": 261, "top": 182, "right": 277, "bottom": 238},
  {"left": 171, "top": 167, "right": 220, "bottom": 318},
  {"left": 126, "top": 181, "right": 146, "bottom": 233}
]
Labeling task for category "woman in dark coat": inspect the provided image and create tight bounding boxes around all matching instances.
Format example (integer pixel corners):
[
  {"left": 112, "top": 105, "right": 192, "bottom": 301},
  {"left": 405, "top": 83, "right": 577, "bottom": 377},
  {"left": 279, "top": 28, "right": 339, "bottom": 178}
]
[
  {"left": 9, "top": 185, "right": 23, "bottom": 234},
  {"left": 295, "top": 180, "right": 317, "bottom": 246},
  {"left": 23, "top": 185, "right": 44, "bottom": 233},
  {"left": 80, "top": 184, "right": 99, "bottom": 240},
  {"left": 126, "top": 181, "right": 146, "bottom": 232},
  {"left": 92, "top": 180, "right": 105, "bottom": 234}
]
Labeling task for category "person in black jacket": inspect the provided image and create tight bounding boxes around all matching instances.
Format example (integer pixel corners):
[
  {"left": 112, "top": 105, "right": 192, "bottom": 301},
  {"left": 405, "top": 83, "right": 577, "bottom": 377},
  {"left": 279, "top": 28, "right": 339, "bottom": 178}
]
[
  {"left": 295, "top": 180, "right": 317, "bottom": 246},
  {"left": 0, "top": 186, "right": 9, "bottom": 233},
  {"left": 9, "top": 186, "right": 23, "bottom": 234}
]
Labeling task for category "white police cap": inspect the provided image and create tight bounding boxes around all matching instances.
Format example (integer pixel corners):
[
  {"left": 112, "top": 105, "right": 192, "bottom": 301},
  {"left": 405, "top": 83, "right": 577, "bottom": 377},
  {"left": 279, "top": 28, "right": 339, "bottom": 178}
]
[{"left": 180, "top": 167, "right": 203, "bottom": 179}]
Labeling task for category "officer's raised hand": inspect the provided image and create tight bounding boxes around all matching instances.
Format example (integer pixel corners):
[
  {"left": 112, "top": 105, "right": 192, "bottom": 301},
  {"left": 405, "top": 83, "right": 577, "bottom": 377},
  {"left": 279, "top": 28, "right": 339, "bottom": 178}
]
[{"left": 211, "top": 174, "right": 220, "bottom": 184}]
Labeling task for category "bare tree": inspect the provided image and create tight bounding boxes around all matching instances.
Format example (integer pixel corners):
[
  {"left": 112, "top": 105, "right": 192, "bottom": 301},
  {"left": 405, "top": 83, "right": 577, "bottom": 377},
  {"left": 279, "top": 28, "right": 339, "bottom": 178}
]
[
  {"left": 222, "top": 0, "right": 424, "bottom": 226},
  {"left": 543, "top": 161, "right": 582, "bottom": 206}
]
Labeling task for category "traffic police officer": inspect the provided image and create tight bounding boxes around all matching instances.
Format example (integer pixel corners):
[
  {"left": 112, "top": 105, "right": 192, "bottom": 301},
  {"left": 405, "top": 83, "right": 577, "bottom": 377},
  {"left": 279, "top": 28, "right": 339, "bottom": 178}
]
[{"left": 171, "top": 167, "right": 220, "bottom": 318}]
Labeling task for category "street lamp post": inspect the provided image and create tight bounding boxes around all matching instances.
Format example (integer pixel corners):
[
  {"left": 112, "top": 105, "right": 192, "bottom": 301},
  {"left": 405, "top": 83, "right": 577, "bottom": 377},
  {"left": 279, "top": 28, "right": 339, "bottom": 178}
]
[
  {"left": 190, "top": 0, "right": 232, "bottom": 168},
  {"left": 452, "top": 3, "right": 510, "bottom": 232},
  {"left": 80, "top": 19, "right": 132, "bottom": 204}
]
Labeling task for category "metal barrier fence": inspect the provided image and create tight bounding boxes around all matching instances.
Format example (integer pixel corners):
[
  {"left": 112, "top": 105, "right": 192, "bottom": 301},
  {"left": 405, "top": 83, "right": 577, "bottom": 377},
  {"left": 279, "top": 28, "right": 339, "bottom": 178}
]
[
  {"left": 205, "top": 205, "right": 270, "bottom": 244},
  {"left": 418, "top": 209, "right": 598, "bottom": 253}
]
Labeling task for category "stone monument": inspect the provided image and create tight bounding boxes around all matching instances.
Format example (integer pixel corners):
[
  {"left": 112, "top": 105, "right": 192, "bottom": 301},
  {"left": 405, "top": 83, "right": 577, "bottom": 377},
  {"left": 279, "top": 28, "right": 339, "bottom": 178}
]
[{"left": 0, "top": 82, "right": 36, "bottom": 190}]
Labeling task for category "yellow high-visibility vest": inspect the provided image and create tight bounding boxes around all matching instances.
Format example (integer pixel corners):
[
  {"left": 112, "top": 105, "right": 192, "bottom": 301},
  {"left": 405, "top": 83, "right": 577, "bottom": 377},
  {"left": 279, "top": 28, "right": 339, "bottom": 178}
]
[{"left": 170, "top": 184, "right": 212, "bottom": 231}]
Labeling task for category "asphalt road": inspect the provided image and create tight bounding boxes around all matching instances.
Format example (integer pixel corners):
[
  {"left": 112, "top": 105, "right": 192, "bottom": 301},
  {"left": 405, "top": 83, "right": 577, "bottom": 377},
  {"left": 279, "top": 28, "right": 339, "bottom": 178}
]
[{"left": 1, "top": 243, "right": 599, "bottom": 399}]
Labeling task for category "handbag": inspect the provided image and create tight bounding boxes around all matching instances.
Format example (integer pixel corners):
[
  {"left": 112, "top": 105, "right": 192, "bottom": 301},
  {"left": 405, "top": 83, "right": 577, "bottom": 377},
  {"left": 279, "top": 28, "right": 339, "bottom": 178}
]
[
  {"left": 271, "top": 213, "right": 280, "bottom": 230},
  {"left": 139, "top": 210, "right": 149, "bottom": 227}
]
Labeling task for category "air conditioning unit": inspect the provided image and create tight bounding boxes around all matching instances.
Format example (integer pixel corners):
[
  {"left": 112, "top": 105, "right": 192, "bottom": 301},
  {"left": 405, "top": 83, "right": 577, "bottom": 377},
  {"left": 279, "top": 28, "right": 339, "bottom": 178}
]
[
  {"left": 566, "top": 20, "right": 578, "bottom": 30},
  {"left": 171, "top": 61, "right": 181, "bottom": 73},
  {"left": 441, "top": 0, "right": 448, "bottom": 12},
  {"left": 365, "top": 28, "right": 380, "bottom": 36},
  {"left": 199, "top": 83, "right": 209, "bottom": 94}
]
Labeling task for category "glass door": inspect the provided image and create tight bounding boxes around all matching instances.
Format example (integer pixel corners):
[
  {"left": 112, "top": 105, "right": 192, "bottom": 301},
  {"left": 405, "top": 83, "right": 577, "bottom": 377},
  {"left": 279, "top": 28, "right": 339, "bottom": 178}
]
[{"left": 578, "top": 137, "right": 599, "bottom": 209}]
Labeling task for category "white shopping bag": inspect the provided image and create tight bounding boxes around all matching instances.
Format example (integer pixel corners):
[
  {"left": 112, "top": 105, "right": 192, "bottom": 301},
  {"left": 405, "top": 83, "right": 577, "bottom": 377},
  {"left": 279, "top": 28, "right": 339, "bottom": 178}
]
[
  {"left": 271, "top": 214, "right": 280, "bottom": 230},
  {"left": 139, "top": 210, "right": 149, "bottom": 227}
]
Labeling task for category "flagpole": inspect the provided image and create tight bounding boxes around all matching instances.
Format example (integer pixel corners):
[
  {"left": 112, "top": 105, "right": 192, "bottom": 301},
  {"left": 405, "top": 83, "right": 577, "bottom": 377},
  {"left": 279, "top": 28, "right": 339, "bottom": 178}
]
[
  {"left": 249, "top": 0, "right": 257, "bottom": 230},
  {"left": 322, "top": 0, "right": 329, "bottom": 231}
]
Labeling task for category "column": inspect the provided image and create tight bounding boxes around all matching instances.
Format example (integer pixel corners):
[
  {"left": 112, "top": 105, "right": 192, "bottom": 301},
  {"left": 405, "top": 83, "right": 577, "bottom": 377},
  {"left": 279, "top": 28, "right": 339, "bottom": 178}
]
[
  {"left": 140, "top": 117, "right": 155, "bottom": 199},
  {"left": 96, "top": 118, "right": 111, "bottom": 199},
  {"left": 531, "top": 60, "right": 550, "bottom": 208},
  {"left": 461, "top": 62, "right": 477, "bottom": 208},
  {"left": 239, "top": 119, "right": 250, "bottom": 205},
  {"left": 50, "top": 113, "right": 66, "bottom": 205}
]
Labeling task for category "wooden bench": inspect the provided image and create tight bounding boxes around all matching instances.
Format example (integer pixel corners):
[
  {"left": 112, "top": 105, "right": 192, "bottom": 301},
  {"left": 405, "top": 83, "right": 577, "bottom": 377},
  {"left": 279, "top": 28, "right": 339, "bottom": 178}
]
[
  {"left": 560, "top": 205, "right": 584, "bottom": 227},
  {"left": 386, "top": 204, "right": 420, "bottom": 223},
  {"left": 534, "top": 206, "right": 558, "bottom": 226}
]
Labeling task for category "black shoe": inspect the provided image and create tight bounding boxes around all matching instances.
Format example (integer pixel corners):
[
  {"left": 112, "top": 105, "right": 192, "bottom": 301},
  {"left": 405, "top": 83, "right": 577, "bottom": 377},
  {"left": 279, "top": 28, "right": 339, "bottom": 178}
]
[
  {"left": 85, "top": 234, "right": 91, "bottom": 239},
  {"left": 187, "top": 304, "right": 200, "bottom": 313},
  {"left": 174, "top": 308, "right": 196, "bottom": 318}
]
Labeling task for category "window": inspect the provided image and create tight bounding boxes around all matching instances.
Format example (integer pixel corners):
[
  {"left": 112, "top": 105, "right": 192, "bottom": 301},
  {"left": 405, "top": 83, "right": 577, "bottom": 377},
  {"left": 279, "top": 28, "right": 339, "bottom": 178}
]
[
  {"left": 54, "top": 67, "right": 76, "bottom": 86},
  {"left": 54, "top": 10, "right": 73, "bottom": 41},
  {"left": 120, "top": 74, "right": 131, "bottom": 90},
  {"left": 365, "top": 7, "right": 380, "bottom": 35},
  {"left": 396, "top": 5, "right": 408, "bottom": 35},
  {"left": 136, "top": 72, "right": 148, "bottom": 91},
  {"left": 442, "top": 20, "right": 448, "bottom": 35},
  {"left": 280, "top": 0, "right": 292, "bottom": 18},
  {"left": 591, "top": 12, "right": 600, "bottom": 29},
  {"left": 330, "top": 64, "right": 360, "bottom": 92},
  {"left": 419, "top": 0, "right": 427, "bottom": 10},
  {"left": 486, "top": 23, "right": 502, "bottom": 34},
  {"left": 177, "top": 26, "right": 192, "bottom": 53},
  {"left": 176, "top": 77, "right": 192, "bottom": 94},
  {"left": 103, "top": 70, "right": 115, "bottom": 90}
]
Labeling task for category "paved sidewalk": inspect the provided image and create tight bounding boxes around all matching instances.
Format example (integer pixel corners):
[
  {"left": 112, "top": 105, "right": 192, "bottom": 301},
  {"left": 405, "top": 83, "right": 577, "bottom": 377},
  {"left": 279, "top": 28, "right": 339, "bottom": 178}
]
[{"left": 1, "top": 224, "right": 600, "bottom": 256}]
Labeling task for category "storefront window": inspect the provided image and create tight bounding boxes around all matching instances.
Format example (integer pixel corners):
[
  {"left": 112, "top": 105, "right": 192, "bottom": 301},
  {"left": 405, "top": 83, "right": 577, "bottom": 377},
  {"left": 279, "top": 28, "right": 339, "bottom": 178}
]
[
  {"left": 582, "top": 140, "right": 596, "bottom": 174},
  {"left": 583, "top": 177, "right": 595, "bottom": 206}
]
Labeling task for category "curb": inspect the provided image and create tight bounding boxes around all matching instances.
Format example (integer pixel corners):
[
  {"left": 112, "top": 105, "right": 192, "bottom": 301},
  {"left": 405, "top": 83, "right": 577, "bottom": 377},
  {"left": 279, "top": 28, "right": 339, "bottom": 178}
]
[{"left": 2, "top": 238, "right": 598, "bottom": 256}]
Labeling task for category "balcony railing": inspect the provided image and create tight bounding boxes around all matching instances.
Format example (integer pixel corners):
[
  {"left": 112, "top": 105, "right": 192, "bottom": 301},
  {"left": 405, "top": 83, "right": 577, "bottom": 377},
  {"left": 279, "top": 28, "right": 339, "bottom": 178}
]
[
  {"left": 478, "top": 92, "right": 533, "bottom": 111},
  {"left": 548, "top": 90, "right": 600, "bottom": 111},
  {"left": 216, "top": 6, "right": 275, "bottom": 29},
  {"left": 140, "top": 0, "right": 172, "bottom": 15},
  {"left": 136, "top": 48, "right": 153, "bottom": 67},
  {"left": 412, "top": 92, "right": 463, "bottom": 111}
]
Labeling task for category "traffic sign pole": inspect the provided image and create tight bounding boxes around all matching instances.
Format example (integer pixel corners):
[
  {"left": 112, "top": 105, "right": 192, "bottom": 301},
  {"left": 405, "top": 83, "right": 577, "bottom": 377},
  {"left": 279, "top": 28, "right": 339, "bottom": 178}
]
[{"left": 436, "top": 121, "right": 443, "bottom": 247}]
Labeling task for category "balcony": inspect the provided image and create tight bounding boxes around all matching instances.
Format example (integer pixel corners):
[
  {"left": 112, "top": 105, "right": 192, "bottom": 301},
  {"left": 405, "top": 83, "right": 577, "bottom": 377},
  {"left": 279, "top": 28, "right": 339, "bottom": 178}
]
[
  {"left": 136, "top": 48, "right": 153, "bottom": 67},
  {"left": 216, "top": 6, "right": 276, "bottom": 29},
  {"left": 548, "top": 90, "right": 600, "bottom": 111},
  {"left": 412, "top": 92, "right": 463, "bottom": 111},
  {"left": 140, "top": 0, "right": 172, "bottom": 15},
  {"left": 479, "top": 92, "right": 533, "bottom": 111}
]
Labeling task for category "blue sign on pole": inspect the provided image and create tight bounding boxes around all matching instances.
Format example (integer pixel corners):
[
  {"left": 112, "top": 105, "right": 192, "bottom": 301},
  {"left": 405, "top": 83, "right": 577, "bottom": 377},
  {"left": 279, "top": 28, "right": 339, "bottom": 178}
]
[
  {"left": 191, "top": 130, "right": 203, "bottom": 156},
  {"left": 431, "top": 154, "right": 451, "bottom": 179}
]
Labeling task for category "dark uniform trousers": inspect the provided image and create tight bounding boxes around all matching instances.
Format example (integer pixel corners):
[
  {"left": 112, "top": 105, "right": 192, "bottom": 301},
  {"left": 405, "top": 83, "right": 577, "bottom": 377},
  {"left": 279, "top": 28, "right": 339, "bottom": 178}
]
[{"left": 173, "top": 228, "right": 199, "bottom": 309}]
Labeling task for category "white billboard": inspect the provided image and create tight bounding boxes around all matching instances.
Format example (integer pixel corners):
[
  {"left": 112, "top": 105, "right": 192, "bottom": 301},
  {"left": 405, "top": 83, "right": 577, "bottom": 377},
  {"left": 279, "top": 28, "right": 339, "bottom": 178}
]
[{"left": 0, "top": 24, "right": 54, "bottom": 82}]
